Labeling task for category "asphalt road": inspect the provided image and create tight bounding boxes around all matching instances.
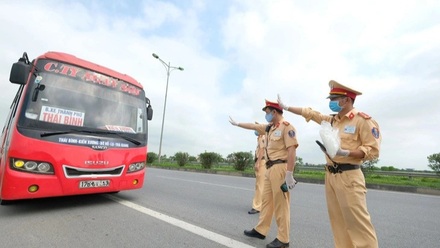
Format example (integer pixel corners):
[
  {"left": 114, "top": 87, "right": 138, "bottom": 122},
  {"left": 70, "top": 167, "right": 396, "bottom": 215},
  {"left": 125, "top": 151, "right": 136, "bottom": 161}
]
[{"left": 0, "top": 168, "right": 439, "bottom": 248}]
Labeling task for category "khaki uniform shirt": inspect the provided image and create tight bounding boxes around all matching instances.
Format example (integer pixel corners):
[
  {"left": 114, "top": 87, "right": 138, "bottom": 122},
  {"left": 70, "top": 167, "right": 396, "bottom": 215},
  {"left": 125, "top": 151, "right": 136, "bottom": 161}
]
[
  {"left": 255, "top": 135, "right": 266, "bottom": 162},
  {"left": 255, "top": 118, "right": 299, "bottom": 161},
  {"left": 301, "top": 107, "right": 381, "bottom": 165}
]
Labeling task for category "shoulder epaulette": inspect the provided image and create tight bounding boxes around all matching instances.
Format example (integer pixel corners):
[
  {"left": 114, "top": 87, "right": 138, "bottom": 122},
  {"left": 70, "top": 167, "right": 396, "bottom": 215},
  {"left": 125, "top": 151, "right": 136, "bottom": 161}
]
[
  {"left": 358, "top": 112, "right": 371, "bottom": 119},
  {"left": 283, "top": 121, "right": 290, "bottom": 126}
]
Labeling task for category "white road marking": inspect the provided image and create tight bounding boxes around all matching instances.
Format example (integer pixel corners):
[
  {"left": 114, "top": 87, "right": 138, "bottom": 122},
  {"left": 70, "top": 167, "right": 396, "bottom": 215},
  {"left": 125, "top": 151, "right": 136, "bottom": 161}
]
[
  {"left": 156, "top": 175, "right": 253, "bottom": 191},
  {"left": 104, "top": 194, "right": 256, "bottom": 248}
]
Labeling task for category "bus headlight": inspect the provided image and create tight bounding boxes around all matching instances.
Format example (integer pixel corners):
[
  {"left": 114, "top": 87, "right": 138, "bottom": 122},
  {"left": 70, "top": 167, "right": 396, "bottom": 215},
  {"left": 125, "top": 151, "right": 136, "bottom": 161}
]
[
  {"left": 37, "top": 163, "right": 51, "bottom": 173},
  {"left": 24, "top": 161, "right": 38, "bottom": 170},
  {"left": 11, "top": 158, "right": 54, "bottom": 175},
  {"left": 127, "top": 162, "right": 145, "bottom": 173},
  {"left": 14, "top": 160, "right": 25, "bottom": 168}
]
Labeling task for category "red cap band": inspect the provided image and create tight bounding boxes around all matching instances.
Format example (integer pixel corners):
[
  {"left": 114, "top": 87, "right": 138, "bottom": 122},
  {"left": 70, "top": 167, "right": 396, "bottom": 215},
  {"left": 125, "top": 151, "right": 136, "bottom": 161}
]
[
  {"left": 262, "top": 100, "right": 283, "bottom": 111},
  {"left": 329, "top": 87, "right": 357, "bottom": 99}
]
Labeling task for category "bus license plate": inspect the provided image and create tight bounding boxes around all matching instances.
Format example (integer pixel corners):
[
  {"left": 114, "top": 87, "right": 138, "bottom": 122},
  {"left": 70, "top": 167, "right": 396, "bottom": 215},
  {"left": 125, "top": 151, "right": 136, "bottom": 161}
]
[{"left": 79, "top": 180, "right": 110, "bottom": 188}]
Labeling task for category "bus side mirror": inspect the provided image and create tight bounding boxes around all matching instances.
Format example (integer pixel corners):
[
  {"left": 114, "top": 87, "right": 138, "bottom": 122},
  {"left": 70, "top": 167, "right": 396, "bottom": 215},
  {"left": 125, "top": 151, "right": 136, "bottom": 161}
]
[
  {"left": 146, "top": 97, "right": 153, "bottom": 121},
  {"left": 147, "top": 105, "right": 153, "bottom": 121},
  {"left": 9, "top": 61, "right": 31, "bottom": 85}
]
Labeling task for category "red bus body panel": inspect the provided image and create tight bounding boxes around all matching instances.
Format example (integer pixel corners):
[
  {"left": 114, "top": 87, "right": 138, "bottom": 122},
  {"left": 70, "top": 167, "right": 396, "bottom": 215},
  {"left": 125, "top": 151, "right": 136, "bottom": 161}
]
[
  {"left": 0, "top": 51, "right": 148, "bottom": 201},
  {"left": 1, "top": 127, "right": 146, "bottom": 200}
]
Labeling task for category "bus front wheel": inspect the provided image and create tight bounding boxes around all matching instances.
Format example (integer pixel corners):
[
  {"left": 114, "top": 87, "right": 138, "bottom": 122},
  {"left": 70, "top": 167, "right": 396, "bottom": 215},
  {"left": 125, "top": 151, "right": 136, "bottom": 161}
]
[{"left": 0, "top": 198, "right": 12, "bottom": 205}]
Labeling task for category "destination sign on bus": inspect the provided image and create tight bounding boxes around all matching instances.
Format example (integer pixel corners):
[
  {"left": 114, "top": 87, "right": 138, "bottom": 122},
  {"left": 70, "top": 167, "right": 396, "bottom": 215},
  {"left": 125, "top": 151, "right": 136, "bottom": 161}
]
[
  {"left": 43, "top": 61, "right": 141, "bottom": 96},
  {"left": 40, "top": 105, "right": 85, "bottom": 126}
]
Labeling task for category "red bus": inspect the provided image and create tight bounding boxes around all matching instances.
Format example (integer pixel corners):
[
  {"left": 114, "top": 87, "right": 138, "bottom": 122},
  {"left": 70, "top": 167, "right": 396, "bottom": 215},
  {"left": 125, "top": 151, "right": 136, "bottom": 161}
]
[{"left": 0, "top": 52, "right": 153, "bottom": 204}]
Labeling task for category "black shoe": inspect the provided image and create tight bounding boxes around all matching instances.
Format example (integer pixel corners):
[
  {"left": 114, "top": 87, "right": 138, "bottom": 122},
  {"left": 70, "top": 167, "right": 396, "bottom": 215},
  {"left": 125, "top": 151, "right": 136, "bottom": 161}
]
[
  {"left": 248, "top": 208, "right": 260, "bottom": 214},
  {"left": 266, "top": 238, "right": 289, "bottom": 248},
  {"left": 244, "top": 228, "right": 265, "bottom": 240}
]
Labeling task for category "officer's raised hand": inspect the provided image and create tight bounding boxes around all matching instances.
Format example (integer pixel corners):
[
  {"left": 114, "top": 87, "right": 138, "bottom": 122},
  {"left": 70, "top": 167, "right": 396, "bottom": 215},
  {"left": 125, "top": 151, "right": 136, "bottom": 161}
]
[
  {"left": 285, "top": 171, "right": 297, "bottom": 190},
  {"left": 229, "top": 116, "right": 239, "bottom": 126},
  {"left": 277, "top": 94, "right": 290, "bottom": 110}
]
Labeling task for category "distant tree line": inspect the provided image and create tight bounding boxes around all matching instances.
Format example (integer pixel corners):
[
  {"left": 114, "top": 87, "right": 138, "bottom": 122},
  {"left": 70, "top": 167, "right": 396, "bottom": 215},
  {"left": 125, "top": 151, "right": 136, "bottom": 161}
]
[
  {"left": 146, "top": 151, "right": 440, "bottom": 173},
  {"left": 147, "top": 151, "right": 251, "bottom": 170},
  {"left": 427, "top": 153, "right": 440, "bottom": 174}
]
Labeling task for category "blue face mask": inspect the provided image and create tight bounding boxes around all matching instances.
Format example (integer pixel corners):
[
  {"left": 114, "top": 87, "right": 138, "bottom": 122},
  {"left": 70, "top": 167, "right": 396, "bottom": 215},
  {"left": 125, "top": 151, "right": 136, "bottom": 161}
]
[
  {"left": 254, "top": 130, "right": 259, "bottom": 136},
  {"left": 265, "top": 112, "right": 274, "bottom": 122},
  {"left": 329, "top": 100, "right": 343, "bottom": 112}
]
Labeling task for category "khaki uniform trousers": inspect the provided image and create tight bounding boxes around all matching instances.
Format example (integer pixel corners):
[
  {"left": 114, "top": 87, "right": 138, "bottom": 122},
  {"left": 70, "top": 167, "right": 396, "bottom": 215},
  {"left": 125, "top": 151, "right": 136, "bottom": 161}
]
[
  {"left": 252, "top": 159, "right": 267, "bottom": 211},
  {"left": 255, "top": 163, "right": 290, "bottom": 243},
  {"left": 325, "top": 169, "right": 378, "bottom": 248}
]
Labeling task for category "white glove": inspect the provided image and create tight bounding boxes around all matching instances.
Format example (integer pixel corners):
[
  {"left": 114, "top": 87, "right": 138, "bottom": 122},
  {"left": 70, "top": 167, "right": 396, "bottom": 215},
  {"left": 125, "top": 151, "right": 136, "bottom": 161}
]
[
  {"left": 285, "top": 171, "right": 297, "bottom": 190},
  {"left": 277, "top": 94, "right": 289, "bottom": 110},
  {"left": 336, "top": 148, "right": 350, "bottom": 157},
  {"left": 229, "top": 116, "right": 239, "bottom": 126}
]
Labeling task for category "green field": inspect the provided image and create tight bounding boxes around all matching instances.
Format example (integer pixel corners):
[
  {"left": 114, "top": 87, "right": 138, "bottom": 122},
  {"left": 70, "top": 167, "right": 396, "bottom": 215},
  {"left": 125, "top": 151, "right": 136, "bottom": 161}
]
[
  {"left": 150, "top": 163, "right": 440, "bottom": 190},
  {"left": 297, "top": 170, "right": 440, "bottom": 189}
]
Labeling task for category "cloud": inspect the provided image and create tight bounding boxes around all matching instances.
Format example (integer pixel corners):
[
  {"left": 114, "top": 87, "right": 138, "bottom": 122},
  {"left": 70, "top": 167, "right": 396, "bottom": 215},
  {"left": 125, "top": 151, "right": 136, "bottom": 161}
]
[{"left": 1, "top": 0, "right": 439, "bottom": 170}]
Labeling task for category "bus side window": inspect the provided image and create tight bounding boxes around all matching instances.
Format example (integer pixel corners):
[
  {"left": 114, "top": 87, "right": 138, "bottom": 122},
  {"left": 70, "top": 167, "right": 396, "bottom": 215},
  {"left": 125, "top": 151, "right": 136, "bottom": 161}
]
[
  {"left": 136, "top": 108, "right": 143, "bottom": 133},
  {"left": 1, "top": 86, "right": 24, "bottom": 163}
]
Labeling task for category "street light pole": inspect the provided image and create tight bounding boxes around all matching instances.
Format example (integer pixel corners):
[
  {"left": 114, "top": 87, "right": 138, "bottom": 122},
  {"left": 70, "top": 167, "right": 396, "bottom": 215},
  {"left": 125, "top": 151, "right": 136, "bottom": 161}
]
[{"left": 152, "top": 53, "right": 184, "bottom": 164}]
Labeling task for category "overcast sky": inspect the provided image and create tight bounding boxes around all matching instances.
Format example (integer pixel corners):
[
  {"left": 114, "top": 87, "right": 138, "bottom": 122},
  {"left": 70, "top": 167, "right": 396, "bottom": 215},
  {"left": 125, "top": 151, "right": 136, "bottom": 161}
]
[{"left": 1, "top": 0, "right": 439, "bottom": 171}]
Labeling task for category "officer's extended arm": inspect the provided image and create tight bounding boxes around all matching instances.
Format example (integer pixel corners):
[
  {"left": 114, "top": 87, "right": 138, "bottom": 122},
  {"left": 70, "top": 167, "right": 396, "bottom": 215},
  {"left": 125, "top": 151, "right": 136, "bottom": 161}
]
[
  {"left": 229, "top": 116, "right": 257, "bottom": 130},
  {"left": 277, "top": 94, "right": 302, "bottom": 115},
  {"left": 278, "top": 95, "right": 364, "bottom": 159}
]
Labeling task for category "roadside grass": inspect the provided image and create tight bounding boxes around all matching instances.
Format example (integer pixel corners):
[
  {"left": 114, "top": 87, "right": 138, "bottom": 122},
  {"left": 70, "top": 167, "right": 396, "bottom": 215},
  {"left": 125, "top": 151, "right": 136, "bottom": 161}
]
[
  {"left": 150, "top": 163, "right": 440, "bottom": 190},
  {"left": 364, "top": 173, "right": 440, "bottom": 189},
  {"left": 297, "top": 170, "right": 440, "bottom": 189},
  {"left": 153, "top": 163, "right": 246, "bottom": 172}
]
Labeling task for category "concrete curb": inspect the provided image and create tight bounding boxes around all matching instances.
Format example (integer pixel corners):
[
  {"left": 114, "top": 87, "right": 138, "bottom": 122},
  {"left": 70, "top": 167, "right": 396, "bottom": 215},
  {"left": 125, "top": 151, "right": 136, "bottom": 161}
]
[{"left": 147, "top": 166, "right": 440, "bottom": 196}]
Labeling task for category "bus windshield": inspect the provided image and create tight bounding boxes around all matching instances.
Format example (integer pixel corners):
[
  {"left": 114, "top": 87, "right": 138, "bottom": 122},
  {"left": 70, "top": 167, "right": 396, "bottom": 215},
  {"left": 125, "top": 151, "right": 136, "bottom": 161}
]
[{"left": 18, "top": 59, "right": 147, "bottom": 136}]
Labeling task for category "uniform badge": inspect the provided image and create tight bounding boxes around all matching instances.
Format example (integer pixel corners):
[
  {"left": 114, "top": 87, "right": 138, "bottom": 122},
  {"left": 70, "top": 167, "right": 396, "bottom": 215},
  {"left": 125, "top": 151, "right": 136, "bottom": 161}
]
[
  {"left": 274, "top": 130, "right": 282, "bottom": 137},
  {"left": 288, "top": 130, "right": 295, "bottom": 138},
  {"left": 372, "top": 127, "right": 380, "bottom": 139},
  {"left": 344, "top": 125, "right": 356, "bottom": 134}
]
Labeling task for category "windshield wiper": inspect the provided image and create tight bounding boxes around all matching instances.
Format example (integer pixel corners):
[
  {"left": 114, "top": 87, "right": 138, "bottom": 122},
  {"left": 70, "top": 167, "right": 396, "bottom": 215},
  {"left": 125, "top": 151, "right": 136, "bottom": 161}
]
[
  {"left": 88, "top": 130, "right": 142, "bottom": 145},
  {"left": 40, "top": 130, "right": 80, "bottom": 137},
  {"left": 40, "top": 129, "right": 141, "bottom": 145}
]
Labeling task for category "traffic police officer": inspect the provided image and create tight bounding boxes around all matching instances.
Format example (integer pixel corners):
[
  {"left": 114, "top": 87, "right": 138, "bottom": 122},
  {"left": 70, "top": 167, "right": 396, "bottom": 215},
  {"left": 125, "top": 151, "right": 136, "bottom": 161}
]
[
  {"left": 248, "top": 129, "right": 267, "bottom": 214},
  {"left": 229, "top": 99, "right": 299, "bottom": 248},
  {"left": 278, "top": 80, "right": 381, "bottom": 248}
]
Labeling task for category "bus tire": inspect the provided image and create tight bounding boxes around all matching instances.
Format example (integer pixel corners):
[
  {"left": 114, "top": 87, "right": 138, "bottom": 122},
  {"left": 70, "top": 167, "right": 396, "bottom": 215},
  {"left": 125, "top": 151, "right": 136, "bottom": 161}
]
[{"left": 0, "top": 198, "right": 12, "bottom": 205}]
